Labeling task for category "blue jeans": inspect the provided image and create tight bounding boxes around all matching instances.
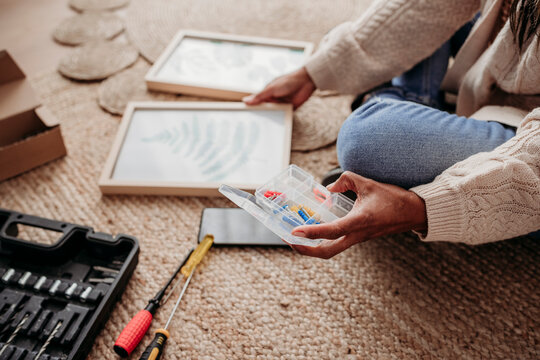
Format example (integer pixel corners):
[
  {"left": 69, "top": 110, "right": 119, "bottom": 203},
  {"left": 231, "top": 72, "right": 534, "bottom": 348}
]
[
  {"left": 337, "top": 14, "right": 515, "bottom": 189},
  {"left": 337, "top": 95, "right": 516, "bottom": 189}
]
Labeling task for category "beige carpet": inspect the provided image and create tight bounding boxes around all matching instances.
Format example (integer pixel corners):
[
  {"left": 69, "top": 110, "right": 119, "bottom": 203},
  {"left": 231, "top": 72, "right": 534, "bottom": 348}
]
[
  {"left": 124, "top": 0, "right": 360, "bottom": 151},
  {"left": 0, "top": 0, "right": 539, "bottom": 358},
  {"left": 124, "top": 0, "right": 371, "bottom": 64},
  {"left": 0, "top": 69, "right": 537, "bottom": 360}
]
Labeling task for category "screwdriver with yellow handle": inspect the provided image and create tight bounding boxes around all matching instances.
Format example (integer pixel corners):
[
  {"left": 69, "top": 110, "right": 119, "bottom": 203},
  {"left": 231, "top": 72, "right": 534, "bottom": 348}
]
[{"left": 139, "top": 234, "right": 214, "bottom": 360}]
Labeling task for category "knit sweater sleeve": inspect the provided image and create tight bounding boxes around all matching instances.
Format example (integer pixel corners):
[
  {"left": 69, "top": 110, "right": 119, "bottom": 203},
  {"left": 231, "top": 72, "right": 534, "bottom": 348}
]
[
  {"left": 305, "top": 0, "right": 480, "bottom": 94},
  {"left": 410, "top": 108, "right": 540, "bottom": 244}
]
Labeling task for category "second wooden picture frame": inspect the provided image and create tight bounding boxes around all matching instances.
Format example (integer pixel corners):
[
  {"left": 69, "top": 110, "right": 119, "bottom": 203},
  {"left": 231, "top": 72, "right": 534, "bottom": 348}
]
[
  {"left": 145, "top": 30, "right": 314, "bottom": 100},
  {"left": 99, "top": 101, "right": 293, "bottom": 196}
]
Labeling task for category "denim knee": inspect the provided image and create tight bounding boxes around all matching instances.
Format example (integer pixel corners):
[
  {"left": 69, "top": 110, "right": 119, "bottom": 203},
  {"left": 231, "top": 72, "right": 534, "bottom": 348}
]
[{"left": 337, "top": 98, "right": 392, "bottom": 179}]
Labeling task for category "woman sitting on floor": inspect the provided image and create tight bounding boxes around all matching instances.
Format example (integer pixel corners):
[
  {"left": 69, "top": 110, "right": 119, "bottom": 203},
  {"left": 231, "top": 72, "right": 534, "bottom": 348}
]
[{"left": 244, "top": 0, "right": 540, "bottom": 258}]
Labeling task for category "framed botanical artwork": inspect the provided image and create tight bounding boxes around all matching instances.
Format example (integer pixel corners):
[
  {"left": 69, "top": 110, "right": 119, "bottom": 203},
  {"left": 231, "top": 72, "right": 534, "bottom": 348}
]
[
  {"left": 99, "top": 101, "right": 293, "bottom": 196},
  {"left": 145, "top": 30, "right": 314, "bottom": 100}
]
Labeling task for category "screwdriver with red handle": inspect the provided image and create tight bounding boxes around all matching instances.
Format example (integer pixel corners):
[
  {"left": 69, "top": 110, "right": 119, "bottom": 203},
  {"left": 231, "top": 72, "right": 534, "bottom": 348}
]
[
  {"left": 139, "top": 234, "right": 213, "bottom": 360},
  {"left": 113, "top": 247, "right": 195, "bottom": 357}
]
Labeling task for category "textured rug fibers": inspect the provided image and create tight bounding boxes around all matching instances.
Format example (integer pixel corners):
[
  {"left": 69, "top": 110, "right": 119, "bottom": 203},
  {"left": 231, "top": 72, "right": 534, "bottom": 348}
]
[{"left": 2, "top": 0, "right": 540, "bottom": 355}]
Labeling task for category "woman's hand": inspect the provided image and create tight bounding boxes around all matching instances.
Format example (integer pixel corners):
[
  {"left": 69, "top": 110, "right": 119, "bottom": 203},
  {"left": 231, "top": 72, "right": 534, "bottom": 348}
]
[
  {"left": 290, "top": 171, "right": 428, "bottom": 259},
  {"left": 243, "top": 67, "right": 316, "bottom": 109}
]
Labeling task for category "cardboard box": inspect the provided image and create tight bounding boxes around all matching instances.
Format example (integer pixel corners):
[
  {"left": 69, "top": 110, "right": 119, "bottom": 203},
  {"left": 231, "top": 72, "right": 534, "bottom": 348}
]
[{"left": 0, "top": 50, "right": 67, "bottom": 181}]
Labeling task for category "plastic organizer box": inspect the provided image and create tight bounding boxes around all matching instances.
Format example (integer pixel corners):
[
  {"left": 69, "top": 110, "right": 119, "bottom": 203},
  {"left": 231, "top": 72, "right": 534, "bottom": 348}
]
[{"left": 219, "top": 165, "right": 354, "bottom": 246}]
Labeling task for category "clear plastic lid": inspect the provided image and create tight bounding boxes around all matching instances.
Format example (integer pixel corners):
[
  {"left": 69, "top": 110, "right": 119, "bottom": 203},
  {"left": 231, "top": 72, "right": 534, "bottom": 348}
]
[{"left": 219, "top": 165, "right": 354, "bottom": 247}]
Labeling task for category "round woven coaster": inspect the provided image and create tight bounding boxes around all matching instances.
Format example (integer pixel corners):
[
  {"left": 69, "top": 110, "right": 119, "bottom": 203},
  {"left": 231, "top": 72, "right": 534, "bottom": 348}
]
[
  {"left": 125, "top": 0, "right": 370, "bottom": 63},
  {"left": 52, "top": 12, "right": 124, "bottom": 46},
  {"left": 292, "top": 93, "right": 354, "bottom": 151},
  {"left": 69, "top": 0, "right": 130, "bottom": 12},
  {"left": 98, "top": 65, "right": 178, "bottom": 115},
  {"left": 58, "top": 41, "right": 139, "bottom": 81}
]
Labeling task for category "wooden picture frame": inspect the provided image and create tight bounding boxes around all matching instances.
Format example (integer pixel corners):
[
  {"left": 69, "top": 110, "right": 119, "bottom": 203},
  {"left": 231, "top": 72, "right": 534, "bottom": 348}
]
[
  {"left": 99, "top": 101, "right": 293, "bottom": 196},
  {"left": 145, "top": 30, "right": 314, "bottom": 100}
]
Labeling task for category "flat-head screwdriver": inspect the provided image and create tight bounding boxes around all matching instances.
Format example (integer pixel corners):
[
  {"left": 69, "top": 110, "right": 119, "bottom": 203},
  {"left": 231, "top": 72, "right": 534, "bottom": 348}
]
[{"left": 139, "top": 234, "right": 213, "bottom": 360}]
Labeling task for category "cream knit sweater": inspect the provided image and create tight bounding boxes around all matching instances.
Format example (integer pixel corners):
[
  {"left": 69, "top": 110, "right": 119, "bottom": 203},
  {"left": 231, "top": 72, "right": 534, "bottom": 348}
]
[{"left": 305, "top": 0, "right": 540, "bottom": 244}]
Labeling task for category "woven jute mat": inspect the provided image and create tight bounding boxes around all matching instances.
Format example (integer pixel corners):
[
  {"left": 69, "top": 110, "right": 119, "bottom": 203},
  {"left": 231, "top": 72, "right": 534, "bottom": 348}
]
[
  {"left": 0, "top": 69, "right": 537, "bottom": 359},
  {"left": 124, "top": 0, "right": 367, "bottom": 150},
  {"left": 96, "top": 58, "right": 353, "bottom": 150},
  {"left": 124, "top": 0, "right": 370, "bottom": 64}
]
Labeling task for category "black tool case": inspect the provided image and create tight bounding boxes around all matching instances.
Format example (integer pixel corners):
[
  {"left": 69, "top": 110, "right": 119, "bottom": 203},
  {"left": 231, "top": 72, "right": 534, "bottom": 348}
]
[{"left": 0, "top": 208, "right": 139, "bottom": 360}]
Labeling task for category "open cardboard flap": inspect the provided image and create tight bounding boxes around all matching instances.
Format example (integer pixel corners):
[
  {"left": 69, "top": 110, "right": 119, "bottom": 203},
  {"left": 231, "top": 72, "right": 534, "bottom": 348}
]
[{"left": 0, "top": 50, "right": 66, "bottom": 181}]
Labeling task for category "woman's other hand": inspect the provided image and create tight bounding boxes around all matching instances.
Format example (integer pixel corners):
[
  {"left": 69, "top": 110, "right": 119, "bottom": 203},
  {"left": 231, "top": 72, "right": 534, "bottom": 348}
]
[
  {"left": 290, "top": 171, "right": 428, "bottom": 259},
  {"left": 243, "top": 67, "right": 316, "bottom": 109}
]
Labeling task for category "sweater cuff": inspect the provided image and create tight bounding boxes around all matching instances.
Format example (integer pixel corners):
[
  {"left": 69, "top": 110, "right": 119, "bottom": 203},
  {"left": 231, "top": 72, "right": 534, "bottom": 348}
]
[
  {"left": 304, "top": 52, "right": 338, "bottom": 91},
  {"left": 410, "top": 178, "right": 466, "bottom": 243}
]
